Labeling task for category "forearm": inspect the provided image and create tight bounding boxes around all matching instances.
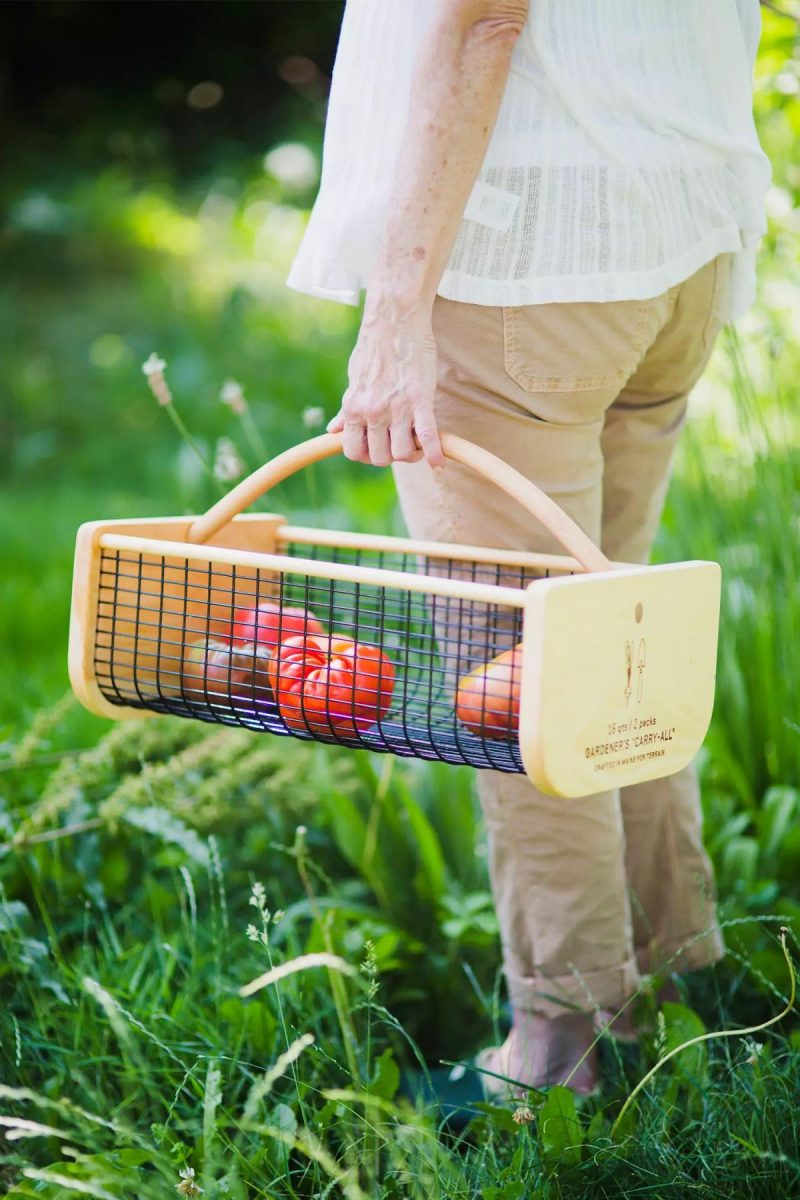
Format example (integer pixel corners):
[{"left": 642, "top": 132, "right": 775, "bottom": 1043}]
[{"left": 366, "top": 1, "right": 527, "bottom": 319}]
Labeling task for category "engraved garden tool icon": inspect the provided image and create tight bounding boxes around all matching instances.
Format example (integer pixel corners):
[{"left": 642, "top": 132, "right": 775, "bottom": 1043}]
[
  {"left": 637, "top": 638, "right": 646, "bottom": 703},
  {"left": 624, "top": 640, "right": 633, "bottom": 706}
]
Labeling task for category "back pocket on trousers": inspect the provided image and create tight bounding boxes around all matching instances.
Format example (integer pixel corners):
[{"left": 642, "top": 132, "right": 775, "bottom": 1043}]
[{"left": 502, "top": 297, "right": 654, "bottom": 394}]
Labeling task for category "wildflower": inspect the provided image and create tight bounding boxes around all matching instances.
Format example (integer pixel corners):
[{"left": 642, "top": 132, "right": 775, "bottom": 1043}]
[
  {"left": 142, "top": 352, "right": 172, "bottom": 406},
  {"left": 221, "top": 379, "right": 247, "bottom": 415},
  {"left": 142, "top": 352, "right": 166, "bottom": 377},
  {"left": 213, "top": 436, "right": 245, "bottom": 483},
  {"left": 248, "top": 881, "right": 274, "bottom": 945},
  {"left": 744, "top": 1038, "right": 764, "bottom": 1066},
  {"left": 512, "top": 1105, "right": 535, "bottom": 1125},
  {"left": 302, "top": 405, "right": 325, "bottom": 429},
  {"left": 175, "top": 1166, "right": 203, "bottom": 1197}
]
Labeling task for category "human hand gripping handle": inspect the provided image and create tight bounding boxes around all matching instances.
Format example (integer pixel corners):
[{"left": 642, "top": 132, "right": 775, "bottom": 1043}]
[{"left": 326, "top": 296, "right": 444, "bottom": 469}]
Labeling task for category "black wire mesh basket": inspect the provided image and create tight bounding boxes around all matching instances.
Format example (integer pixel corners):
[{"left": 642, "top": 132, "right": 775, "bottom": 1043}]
[{"left": 70, "top": 433, "right": 721, "bottom": 797}]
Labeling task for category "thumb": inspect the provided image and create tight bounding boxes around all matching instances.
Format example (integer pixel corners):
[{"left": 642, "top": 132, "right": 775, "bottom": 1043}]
[{"left": 326, "top": 410, "right": 345, "bottom": 434}]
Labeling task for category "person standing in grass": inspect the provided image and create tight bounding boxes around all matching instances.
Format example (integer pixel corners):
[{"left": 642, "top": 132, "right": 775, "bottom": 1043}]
[{"left": 287, "top": 0, "right": 770, "bottom": 1095}]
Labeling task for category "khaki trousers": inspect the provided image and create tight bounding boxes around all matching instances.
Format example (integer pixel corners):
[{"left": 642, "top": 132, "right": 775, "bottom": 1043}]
[{"left": 393, "top": 256, "right": 729, "bottom": 1018}]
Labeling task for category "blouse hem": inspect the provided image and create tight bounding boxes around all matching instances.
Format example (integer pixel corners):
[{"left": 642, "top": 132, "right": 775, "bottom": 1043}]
[
  {"left": 286, "top": 226, "right": 757, "bottom": 319},
  {"left": 435, "top": 228, "right": 746, "bottom": 309}
]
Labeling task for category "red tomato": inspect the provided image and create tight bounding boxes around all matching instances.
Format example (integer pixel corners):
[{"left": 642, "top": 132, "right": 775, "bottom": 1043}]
[
  {"left": 455, "top": 644, "right": 523, "bottom": 740},
  {"left": 229, "top": 602, "right": 326, "bottom": 651},
  {"left": 181, "top": 637, "right": 272, "bottom": 708},
  {"left": 268, "top": 633, "right": 395, "bottom": 736}
]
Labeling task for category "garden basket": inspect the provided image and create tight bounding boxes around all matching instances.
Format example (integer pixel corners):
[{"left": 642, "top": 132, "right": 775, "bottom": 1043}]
[{"left": 69, "top": 432, "right": 721, "bottom": 798}]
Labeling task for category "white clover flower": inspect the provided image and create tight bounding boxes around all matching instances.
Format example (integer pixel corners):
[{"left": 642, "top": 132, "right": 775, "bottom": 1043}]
[
  {"left": 220, "top": 379, "right": 247, "bottom": 415},
  {"left": 176, "top": 1166, "right": 203, "bottom": 1197},
  {"left": 213, "top": 437, "right": 245, "bottom": 483},
  {"left": 301, "top": 405, "right": 325, "bottom": 430},
  {"left": 512, "top": 1105, "right": 535, "bottom": 1126}
]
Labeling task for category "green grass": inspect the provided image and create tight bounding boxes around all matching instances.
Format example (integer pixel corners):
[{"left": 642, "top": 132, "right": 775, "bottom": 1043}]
[{"left": 1, "top": 718, "right": 800, "bottom": 1198}]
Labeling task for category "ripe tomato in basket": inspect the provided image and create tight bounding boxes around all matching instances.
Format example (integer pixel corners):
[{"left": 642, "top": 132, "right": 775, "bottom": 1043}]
[
  {"left": 268, "top": 633, "right": 395, "bottom": 737},
  {"left": 456, "top": 644, "right": 522, "bottom": 740},
  {"left": 229, "top": 601, "right": 326, "bottom": 651}
]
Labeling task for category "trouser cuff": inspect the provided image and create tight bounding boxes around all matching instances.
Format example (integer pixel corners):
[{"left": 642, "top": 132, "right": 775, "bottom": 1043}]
[
  {"left": 506, "top": 922, "right": 725, "bottom": 1019},
  {"left": 506, "top": 954, "right": 641, "bottom": 1019},
  {"left": 636, "top": 923, "right": 726, "bottom": 977}
]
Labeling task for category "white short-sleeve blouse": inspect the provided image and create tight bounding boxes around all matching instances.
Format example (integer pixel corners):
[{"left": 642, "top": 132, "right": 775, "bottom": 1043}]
[{"left": 286, "top": 0, "right": 771, "bottom": 319}]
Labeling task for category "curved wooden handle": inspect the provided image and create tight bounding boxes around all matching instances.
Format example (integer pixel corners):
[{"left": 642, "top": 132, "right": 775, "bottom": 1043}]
[{"left": 187, "top": 431, "right": 611, "bottom": 572}]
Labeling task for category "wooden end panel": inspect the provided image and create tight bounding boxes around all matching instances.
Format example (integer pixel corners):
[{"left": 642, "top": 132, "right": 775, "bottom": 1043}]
[{"left": 518, "top": 562, "right": 721, "bottom": 798}]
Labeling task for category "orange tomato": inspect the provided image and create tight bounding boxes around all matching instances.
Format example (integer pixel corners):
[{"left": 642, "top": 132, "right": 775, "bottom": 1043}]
[
  {"left": 455, "top": 644, "right": 523, "bottom": 740},
  {"left": 268, "top": 633, "right": 395, "bottom": 736}
]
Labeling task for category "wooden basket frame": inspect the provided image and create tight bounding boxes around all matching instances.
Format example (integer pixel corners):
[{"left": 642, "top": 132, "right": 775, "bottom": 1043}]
[{"left": 69, "top": 433, "right": 721, "bottom": 798}]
